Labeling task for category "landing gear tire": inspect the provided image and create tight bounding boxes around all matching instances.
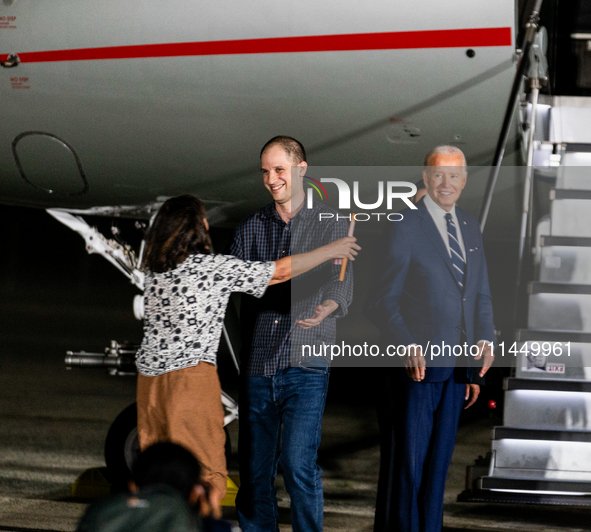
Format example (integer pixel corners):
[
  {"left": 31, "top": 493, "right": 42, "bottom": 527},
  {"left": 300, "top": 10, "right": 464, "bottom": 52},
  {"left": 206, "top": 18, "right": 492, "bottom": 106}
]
[
  {"left": 104, "top": 402, "right": 139, "bottom": 486},
  {"left": 104, "top": 402, "right": 232, "bottom": 486}
]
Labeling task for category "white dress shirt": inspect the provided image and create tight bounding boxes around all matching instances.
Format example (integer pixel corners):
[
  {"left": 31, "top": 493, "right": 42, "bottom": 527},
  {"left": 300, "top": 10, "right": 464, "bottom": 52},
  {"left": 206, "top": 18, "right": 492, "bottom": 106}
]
[{"left": 423, "top": 193, "right": 466, "bottom": 260}]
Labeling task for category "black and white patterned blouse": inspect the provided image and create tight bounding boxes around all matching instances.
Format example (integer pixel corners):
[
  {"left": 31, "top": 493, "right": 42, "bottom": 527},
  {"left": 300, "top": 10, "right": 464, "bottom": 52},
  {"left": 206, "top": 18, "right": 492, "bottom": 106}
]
[{"left": 136, "top": 254, "right": 275, "bottom": 376}]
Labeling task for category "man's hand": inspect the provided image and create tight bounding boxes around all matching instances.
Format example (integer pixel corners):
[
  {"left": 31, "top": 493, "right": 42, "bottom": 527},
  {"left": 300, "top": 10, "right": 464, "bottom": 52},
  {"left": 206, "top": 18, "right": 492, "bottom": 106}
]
[
  {"left": 296, "top": 300, "right": 339, "bottom": 329},
  {"left": 405, "top": 345, "right": 426, "bottom": 382},
  {"left": 474, "top": 341, "right": 494, "bottom": 378},
  {"left": 464, "top": 384, "right": 480, "bottom": 409}
]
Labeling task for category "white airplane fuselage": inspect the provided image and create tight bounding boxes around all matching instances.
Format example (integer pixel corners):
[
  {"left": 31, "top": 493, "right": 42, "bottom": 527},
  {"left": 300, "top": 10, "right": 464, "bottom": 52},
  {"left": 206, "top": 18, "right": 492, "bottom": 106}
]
[{"left": 0, "top": 0, "right": 517, "bottom": 226}]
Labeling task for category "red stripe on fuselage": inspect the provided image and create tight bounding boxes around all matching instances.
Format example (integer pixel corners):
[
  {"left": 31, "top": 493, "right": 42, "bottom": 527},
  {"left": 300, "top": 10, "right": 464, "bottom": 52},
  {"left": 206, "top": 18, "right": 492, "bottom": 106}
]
[{"left": 7, "top": 27, "right": 512, "bottom": 63}]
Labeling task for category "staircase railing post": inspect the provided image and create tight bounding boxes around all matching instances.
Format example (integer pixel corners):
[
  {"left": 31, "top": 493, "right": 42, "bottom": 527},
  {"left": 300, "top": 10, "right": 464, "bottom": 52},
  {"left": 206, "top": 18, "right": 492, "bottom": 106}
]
[{"left": 515, "top": 79, "right": 541, "bottom": 292}]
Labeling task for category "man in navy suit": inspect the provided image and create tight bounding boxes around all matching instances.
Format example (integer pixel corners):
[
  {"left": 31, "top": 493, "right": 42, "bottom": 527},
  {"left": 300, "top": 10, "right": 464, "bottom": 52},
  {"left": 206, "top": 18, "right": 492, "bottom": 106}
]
[{"left": 366, "top": 146, "right": 495, "bottom": 532}]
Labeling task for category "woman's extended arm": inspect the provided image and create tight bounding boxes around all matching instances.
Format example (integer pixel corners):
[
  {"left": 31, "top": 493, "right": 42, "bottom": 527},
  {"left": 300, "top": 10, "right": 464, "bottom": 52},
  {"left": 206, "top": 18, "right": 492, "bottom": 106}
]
[{"left": 269, "top": 236, "right": 360, "bottom": 286}]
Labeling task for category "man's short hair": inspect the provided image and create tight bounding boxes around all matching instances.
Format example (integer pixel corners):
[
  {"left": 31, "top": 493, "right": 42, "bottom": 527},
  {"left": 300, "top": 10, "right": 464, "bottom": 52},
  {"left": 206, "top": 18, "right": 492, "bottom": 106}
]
[
  {"left": 423, "top": 145, "right": 467, "bottom": 168},
  {"left": 132, "top": 442, "right": 201, "bottom": 500},
  {"left": 260, "top": 136, "right": 307, "bottom": 164}
]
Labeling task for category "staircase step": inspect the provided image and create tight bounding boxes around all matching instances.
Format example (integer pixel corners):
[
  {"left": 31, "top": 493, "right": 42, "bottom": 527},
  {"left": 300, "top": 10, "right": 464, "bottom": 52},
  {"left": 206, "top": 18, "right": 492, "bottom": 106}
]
[
  {"left": 505, "top": 377, "right": 591, "bottom": 393},
  {"left": 493, "top": 427, "right": 591, "bottom": 442},
  {"left": 465, "top": 466, "right": 591, "bottom": 504},
  {"left": 514, "top": 344, "right": 591, "bottom": 381},
  {"left": 489, "top": 468, "right": 591, "bottom": 481},
  {"left": 504, "top": 389, "right": 591, "bottom": 430},
  {"left": 551, "top": 189, "right": 591, "bottom": 200},
  {"left": 551, "top": 200, "right": 591, "bottom": 237},
  {"left": 541, "top": 236, "right": 591, "bottom": 247},
  {"left": 493, "top": 438, "right": 591, "bottom": 472},
  {"left": 529, "top": 282, "right": 591, "bottom": 295},
  {"left": 459, "top": 487, "right": 591, "bottom": 506},
  {"left": 539, "top": 246, "right": 591, "bottom": 284},
  {"left": 478, "top": 475, "right": 591, "bottom": 494},
  {"left": 565, "top": 143, "right": 591, "bottom": 153},
  {"left": 562, "top": 151, "right": 591, "bottom": 164},
  {"left": 528, "top": 292, "right": 591, "bottom": 330},
  {"left": 516, "top": 329, "right": 591, "bottom": 343},
  {"left": 556, "top": 158, "right": 591, "bottom": 190},
  {"left": 549, "top": 96, "right": 591, "bottom": 144}
]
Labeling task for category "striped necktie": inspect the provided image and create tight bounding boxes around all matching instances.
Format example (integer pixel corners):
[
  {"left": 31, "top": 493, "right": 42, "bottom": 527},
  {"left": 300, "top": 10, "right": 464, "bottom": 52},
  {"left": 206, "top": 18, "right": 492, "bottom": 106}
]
[{"left": 445, "top": 212, "right": 465, "bottom": 288}]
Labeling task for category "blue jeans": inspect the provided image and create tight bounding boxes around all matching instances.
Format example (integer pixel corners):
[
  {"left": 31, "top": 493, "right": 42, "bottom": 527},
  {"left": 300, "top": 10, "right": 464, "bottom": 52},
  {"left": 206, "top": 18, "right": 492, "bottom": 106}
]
[{"left": 237, "top": 366, "right": 329, "bottom": 532}]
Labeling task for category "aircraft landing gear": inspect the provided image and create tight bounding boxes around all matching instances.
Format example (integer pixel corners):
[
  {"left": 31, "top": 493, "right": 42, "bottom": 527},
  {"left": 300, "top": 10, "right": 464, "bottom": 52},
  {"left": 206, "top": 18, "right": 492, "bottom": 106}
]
[{"left": 104, "top": 403, "right": 140, "bottom": 485}]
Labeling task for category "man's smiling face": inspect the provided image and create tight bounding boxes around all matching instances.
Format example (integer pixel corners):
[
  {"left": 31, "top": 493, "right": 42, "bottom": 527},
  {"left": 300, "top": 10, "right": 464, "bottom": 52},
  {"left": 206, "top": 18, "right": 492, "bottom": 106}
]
[
  {"left": 261, "top": 144, "right": 306, "bottom": 206},
  {"left": 422, "top": 153, "right": 467, "bottom": 212}
]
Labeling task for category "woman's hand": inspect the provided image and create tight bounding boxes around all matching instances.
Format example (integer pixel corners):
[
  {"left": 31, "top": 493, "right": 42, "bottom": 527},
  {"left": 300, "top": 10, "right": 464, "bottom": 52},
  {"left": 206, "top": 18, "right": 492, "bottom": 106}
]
[{"left": 323, "top": 236, "right": 361, "bottom": 261}]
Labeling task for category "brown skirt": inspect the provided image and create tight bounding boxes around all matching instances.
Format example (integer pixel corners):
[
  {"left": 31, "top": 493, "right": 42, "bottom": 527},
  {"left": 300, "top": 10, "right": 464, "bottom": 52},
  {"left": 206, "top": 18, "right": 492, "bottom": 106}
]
[{"left": 136, "top": 361, "right": 227, "bottom": 498}]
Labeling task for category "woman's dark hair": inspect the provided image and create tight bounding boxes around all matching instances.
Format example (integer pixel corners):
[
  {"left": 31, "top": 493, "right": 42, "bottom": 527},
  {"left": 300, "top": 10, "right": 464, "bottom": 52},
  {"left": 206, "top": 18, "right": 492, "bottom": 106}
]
[{"left": 143, "top": 195, "right": 211, "bottom": 273}]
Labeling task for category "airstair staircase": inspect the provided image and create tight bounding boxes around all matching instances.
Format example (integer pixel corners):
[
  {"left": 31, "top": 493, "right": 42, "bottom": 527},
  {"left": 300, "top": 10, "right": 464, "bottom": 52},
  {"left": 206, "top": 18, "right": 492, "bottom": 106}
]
[{"left": 462, "top": 97, "right": 591, "bottom": 505}]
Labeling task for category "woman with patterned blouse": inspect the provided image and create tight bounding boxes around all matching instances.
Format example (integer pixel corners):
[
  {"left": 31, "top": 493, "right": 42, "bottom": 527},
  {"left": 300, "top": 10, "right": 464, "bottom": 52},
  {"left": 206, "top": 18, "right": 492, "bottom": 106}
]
[{"left": 135, "top": 195, "right": 359, "bottom": 514}]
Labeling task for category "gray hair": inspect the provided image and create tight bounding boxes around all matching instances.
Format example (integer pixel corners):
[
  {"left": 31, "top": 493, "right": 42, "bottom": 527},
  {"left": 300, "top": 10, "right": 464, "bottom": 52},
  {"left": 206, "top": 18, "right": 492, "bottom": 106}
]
[{"left": 423, "top": 145, "right": 467, "bottom": 168}]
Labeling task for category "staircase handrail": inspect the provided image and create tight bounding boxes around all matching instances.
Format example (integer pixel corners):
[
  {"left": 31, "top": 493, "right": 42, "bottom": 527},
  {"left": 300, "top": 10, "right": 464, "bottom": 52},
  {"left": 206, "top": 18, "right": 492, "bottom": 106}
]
[{"left": 479, "top": 0, "right": 544, "bottom": 232}]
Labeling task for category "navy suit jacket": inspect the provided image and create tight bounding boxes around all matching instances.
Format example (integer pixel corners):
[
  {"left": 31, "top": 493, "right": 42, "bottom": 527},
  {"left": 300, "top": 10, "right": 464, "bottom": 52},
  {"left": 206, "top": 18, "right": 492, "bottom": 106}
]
[{"left": 366, "top": 198, "right": 495, "bottom": 382}]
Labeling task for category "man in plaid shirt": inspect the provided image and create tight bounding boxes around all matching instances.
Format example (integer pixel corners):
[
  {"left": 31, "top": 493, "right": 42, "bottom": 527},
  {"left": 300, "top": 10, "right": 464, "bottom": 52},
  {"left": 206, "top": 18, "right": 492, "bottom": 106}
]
[{"left": 230, "top": 136, "right": 353, "bottom": 532}]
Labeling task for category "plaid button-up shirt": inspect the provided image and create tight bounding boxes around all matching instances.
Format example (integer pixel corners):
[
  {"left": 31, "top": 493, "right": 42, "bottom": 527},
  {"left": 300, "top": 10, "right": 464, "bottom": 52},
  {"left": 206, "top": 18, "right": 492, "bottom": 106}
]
[{"left": 230, "top": 201, "right": 353, "bottom": 376}]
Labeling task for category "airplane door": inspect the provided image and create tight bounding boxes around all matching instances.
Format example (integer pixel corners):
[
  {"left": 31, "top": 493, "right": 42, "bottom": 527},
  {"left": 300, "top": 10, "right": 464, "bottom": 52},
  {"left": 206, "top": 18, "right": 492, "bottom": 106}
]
[{"left": 12, "top": 132, "right": 89, "bottom": 196}]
